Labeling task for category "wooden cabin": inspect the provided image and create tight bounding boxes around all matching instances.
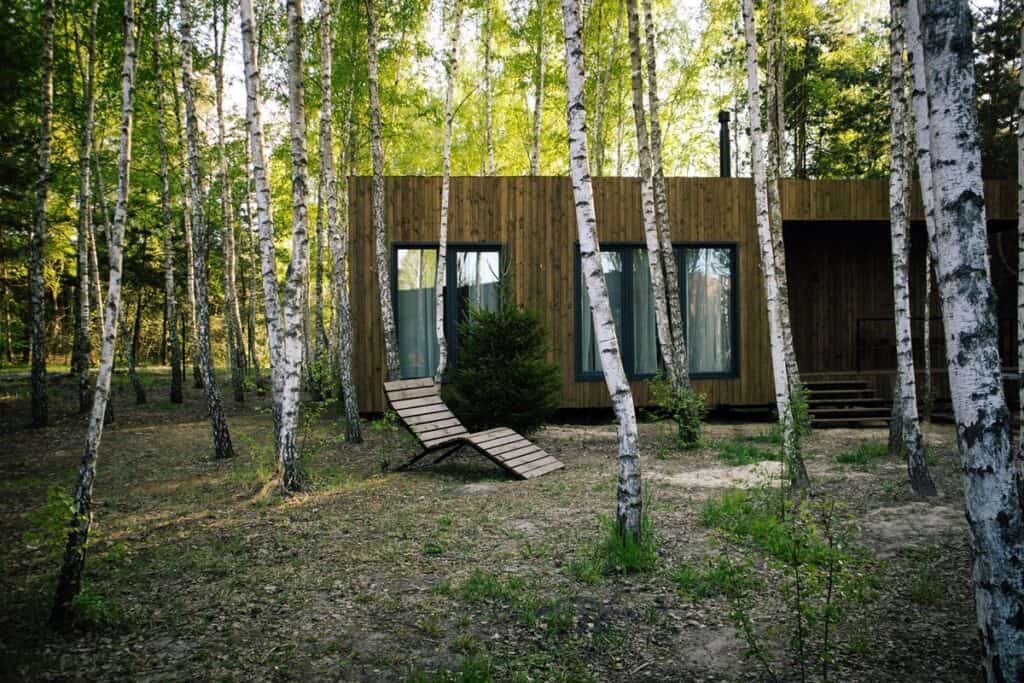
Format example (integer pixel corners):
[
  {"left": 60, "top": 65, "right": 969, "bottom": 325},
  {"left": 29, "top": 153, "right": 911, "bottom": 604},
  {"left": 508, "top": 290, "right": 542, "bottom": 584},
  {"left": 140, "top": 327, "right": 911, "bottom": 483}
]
[{"left": 347, "top": 177, "right": 1018, "bottom": 414}]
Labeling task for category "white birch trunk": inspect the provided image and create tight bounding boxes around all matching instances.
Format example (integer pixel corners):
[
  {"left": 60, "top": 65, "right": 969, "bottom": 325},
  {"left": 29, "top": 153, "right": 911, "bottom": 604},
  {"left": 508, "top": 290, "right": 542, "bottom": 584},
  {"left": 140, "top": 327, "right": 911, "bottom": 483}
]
[
  {"left": 1017, "top": 21, "right": 1023, "bottom": 460},
  {"left": 625, "top": 0, "right": 680, "bottom": 390},
  {"left": 319, "top": 7, "right": 362, "bottom": 443},
  {"left": 919, "top": 1, "right": 1024, "bottom": 677},
  {"left": 483, "top": 0, "right": 496, "bottom": 176},
  {"left": 365, "top": 0, "right": 401, "bottom": 381},
  {"left": 742, "top": 0, "right": 809, "bottom": 491},
  {"left": 214, "top": 0, "right": 246, "bottom": 403},
  {"left": 560, "top": 0, "right": 643, "bottom": 536},
  {"left": 434, "top": 0, "right": 463, "bottom": 384},
  {"left": 240, "top": 0, "right": 285, "bottom": 446},
  {"left": 279, "top": 0, "right": 311, "bottom": 490},
  {"left": 530, "top": 0, "right": 546, "bottom": 176},
  {"left": 29, "top": 0, "right": 54, "bottom": 428},
  {"left": 641, "top": 0, "right": 688, "bottom": 387},
  {"left": 923, "top": 249, "right": 932, "bottom": 421},
  {"left": 591, "top": 0, "right": 622, "bottom": 177},
  {"left": 50, "top": 0, "right": 135, "bottom": 624},
  {"left": 180, "top": 0, "right": 234, "bottom": 459},
  {"left": 888, "top": 0, "right": 936, "bottom": 496}
]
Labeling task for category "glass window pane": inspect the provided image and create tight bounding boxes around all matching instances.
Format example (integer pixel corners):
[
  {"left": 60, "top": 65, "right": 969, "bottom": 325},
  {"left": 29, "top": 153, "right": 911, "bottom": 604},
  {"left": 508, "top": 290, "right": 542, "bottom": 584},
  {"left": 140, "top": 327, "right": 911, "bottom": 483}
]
[
  {"left": 580, "top": 251, "right": 623, "bottom": 374},
  {"left": 396, "top": 248, "right": 439, "bottom": 379},
  {"left": 456, "top": 250, "right": 501, "bottom": 323},
  {"left": 631, "top": 249, "right": 660, "bottom": 375},
  {"left": 686, "top": 248, "right": 734, "bottom": 374}
]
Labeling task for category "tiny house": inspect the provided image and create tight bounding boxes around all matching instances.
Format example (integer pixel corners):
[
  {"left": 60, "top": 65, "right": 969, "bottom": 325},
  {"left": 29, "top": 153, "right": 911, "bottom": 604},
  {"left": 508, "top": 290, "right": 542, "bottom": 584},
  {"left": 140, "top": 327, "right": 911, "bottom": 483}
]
[{"left": 347, "top": 176, "right": 1018, "bottom": 413}]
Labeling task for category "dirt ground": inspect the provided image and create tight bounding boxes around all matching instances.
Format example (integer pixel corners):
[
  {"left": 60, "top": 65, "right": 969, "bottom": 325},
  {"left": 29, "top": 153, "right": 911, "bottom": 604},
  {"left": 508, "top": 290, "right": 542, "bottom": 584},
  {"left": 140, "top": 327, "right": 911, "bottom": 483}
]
[{"left": 0, "top": 371, "right": 980, "bottom": 681}]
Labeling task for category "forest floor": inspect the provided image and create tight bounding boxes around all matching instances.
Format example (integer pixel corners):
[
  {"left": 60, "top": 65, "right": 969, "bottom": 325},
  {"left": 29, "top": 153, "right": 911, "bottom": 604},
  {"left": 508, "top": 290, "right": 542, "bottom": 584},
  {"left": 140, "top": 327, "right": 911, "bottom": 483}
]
[{"left": 0, "top": 369, "right": 979, "bottom": 681}]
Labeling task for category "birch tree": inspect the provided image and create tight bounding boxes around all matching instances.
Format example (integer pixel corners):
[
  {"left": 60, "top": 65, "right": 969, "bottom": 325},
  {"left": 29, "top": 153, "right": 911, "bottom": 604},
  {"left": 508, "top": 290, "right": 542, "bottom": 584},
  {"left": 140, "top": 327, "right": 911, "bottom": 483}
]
[
  {"left": 240, "top": 0, "right": 284, "bottom": 442},
  {"left": 320, "top": 9, "right": 362, "bottom": 443},
  {"left": 365, "top": 0, "right": 400, "bottom": 381},
  {"left": 482, "top": 0, "right": 496, "bottom": 175},
  {"left": 591, "top": 0, "right": 622, "bottom": 177},
  {"left": 887, "top": 0, "right": 935, "bottom": 496},
  {"left": 1017, "top": 20, "right": 1023, "bottom": 457},
  {"left": 560, "top": 0, "right": 643, "bottom": 537},
  {"left": 71, "top": 0, "right": 99, "bottom": 415},
  {"left": 624, "top": 0, "right": 683, "bottom": 390},
  {"left": 742, "top": 0, "right": 809, "bottom": 492},
  {"left": 180, "top": 0, "right": 234, "bottom": 459},
  {"left": 214, "top": 0, "right": 246, "bottom": 403},
  {"left": 765, "top": 0, "right": 800, "bottom": 389},
  {"left": 50, "top": 0, "right": 136, "bottom": 624},
  {"left": 278, "top": 0, "right": 312, "bottom": 490},
  {"left": 530, "top": 0, "right": 546, "bottom": 175},
  {"left": 29, "top": 0, "right": 54, "bottom": 428},
  {"left": 434, "top": 0, "right": 463, "bottom": 384},
  {"left": 919, "top": 1, "right": 1024, "bottom": 677},
  {"left": 154, "top": 26, "right": 182, "bottom": 404}
]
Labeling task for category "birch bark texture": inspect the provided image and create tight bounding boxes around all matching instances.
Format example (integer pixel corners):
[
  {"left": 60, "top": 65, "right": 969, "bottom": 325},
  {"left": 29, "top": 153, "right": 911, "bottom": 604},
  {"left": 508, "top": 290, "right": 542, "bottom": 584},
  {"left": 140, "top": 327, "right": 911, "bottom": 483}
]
[
  {"left": 1017, "top": 20, "right": 1023, "bottom": 459},
  {"left": 641, "top": 0, "right": 688, "bottom": 387},
  {"left": 560, "top": 0, "right": 643, "bottom": 537},
  {"left": 888, "top": 0, "right": 936, "bottom": 497},
  {"left": 154, "top": 31, "right": 182, "bottom": 404},
  {"left": 30, "top": 0, "right": 54, "bottom": 428},
  {"left": 319, "top": 4, "right": 362, "bottom": 443},
  {"left": 741, "top": 0, "right": 809, "bottom": 492},
  {"left": 919, "top": 0, "right": 1024, "bottom": 678},
  {"left": 50, "top": 0, "right": 136, "bottom": 624},
  {"left": 365, "top": 0, "right": 401, "bottom": 381},
  {"left": 279, "top": 0, "right": 312, "bottom": 490},
  {"left": 240, "top": 0, "right": 285, "bottom": 445},
  {"left": 180, "top": 0, "right": 234, "bottom": 459},
  {"left": 434, "top": 0, "right": 463, "bottom": 384},
  {"left": 624, "top": 0, "right": 681, "bottom": 391},
  {"left": 483, "top": 0, "right": 496, "bottom": 175},
  {"left": 530, "top": 0, "right": 546, "bottom": 175},
  {"left": 214, "top": 0, "right": 246, "bottom": 403}
]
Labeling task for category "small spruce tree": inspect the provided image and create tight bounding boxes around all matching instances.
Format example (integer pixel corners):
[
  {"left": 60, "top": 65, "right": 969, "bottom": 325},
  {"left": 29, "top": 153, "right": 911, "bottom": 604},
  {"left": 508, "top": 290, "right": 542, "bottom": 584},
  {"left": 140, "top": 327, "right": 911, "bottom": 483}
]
[{"left": 443, "top": 303, "right": 560, "bottom": 435}]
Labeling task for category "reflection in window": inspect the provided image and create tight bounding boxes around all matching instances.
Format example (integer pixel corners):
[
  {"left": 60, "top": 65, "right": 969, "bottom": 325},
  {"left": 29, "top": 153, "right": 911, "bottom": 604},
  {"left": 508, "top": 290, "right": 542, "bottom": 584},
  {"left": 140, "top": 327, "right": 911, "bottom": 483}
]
[
  {"left": 579, "top": 252, "right": 624, "bottom": 374},
  {"left": 686, "top": 248, "right": 734, "bottom": 374},
  {"left": 631, "top": 249, "right": 659, "bottom": 375},
  {"left": 455, "top": 250, "right": 501, "bottom": 325},
  {"left": 396, "top": 248, "right": 439, "bottom": 379}
]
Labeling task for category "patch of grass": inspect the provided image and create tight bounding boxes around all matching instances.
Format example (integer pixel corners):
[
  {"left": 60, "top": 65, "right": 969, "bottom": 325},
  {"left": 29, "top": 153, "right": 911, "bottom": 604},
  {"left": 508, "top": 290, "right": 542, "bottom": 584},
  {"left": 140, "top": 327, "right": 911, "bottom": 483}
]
[
  {"left": 909, "top": 568, "right": 944, "bottom": 605},
  {"left": 570, "top": 511, "right": 657, "bottom": 582},
  {"left": 836, "top": 441, "right": 887, "bottom": 470},
  {"left": 71, "top": 589, "right": 130, "bottom": 630},
  {"left": 457, "top": 569, "right": 525, "bottom": 604},
  {"left": 670, "top": 555, "right": 754, "bottom": 601},
  {"left": 404, "top": 654, "right": 496, "bottom": 683},
  {"left": 734, "top": 427, "right": 783, "bottom": 445},
  {"left": 715, "top": 439, "right": 779, "bottom": 466}
]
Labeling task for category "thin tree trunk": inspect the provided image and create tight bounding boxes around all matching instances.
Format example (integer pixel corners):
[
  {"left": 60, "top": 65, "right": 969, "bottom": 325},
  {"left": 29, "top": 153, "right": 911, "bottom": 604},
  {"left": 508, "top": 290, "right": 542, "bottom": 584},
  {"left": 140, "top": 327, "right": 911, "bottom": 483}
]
[
  {"left": 240, "top": 0, "right": 284, "bottom": 448},
  {"left": 277, "top": 0, "right": 311, "bottom": 490},
  {"left": 742, "top": 0, "right": 809, "bottom": 492},
  {"left": 73, "top": 0, "right": 98, "bottom": 414},
  {"left": 922, "top": 249, "right": 932, "bottom": 421},
  {"left": 560, "top": 0, "right": 643, "bottom": 537},
  {"left": 888, "top": 0, "right": 935, "bottom": 496},
  {"left": 180, "top": 0, "right": 233, "bottom": 459},
  {"left": 87, "top": 208, "right": 104, "bottom": 332},
  {"left": 29, "top": 0, "right": 54, "bottom": 428},
  {"left": 320, "top": 17, "right": 362, "bottom": 443},
  {"left": 530, "top": 0, "right": 545, "bottom": 175},
  {"left": 765, "top": 0, "right": 800, "bottom": 390},
  {"left": 920, "top": 1, "right": 1024, "bottom": 678},
  {"left": 50, "top": 0, "right": 135, "bottom": 625},
  {"left": 241, "top": 141, "right": 263, "bottom": 391},
  {"left": 435, "top": 0, "right": 463, "bottom": 384},
  {"left": 591, "top": 0, "right": 621, "bottom": 177},
  {"left": 154, "top": 25, "right": 182, "bottom": 404},
  {"left": 168, "top": 42, "right": 202, "bottom": 390},
  {"left": 365, "top": 0, "right": 400, "bottom": 381},
  {"left": 125, "top": 285, "right": 146, "bottom": 404},
  {"left": 214, "top": 0, "right": 245, "bottom": 403},
  {"left": 483, "top": 0, "right": 495, "bottom": 176},
  {"left": 1017, "top": 20, "right": 1023, "bottom": 459},
  {"left": 641, "top": 0, "right": 688, "bottom": 388},
  {"left": 625, "top": 0, "right": 681, "bottom": 391}
]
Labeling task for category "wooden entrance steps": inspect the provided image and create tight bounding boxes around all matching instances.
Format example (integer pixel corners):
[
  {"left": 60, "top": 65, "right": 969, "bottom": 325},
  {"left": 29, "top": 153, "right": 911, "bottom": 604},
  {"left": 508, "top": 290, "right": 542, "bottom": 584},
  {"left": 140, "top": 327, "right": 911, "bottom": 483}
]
[
  {"left": 384, "top": 378, "right": 564, "bottom": 480},
  {"left": 805, "top": 379, "right": 891, "bottom": 428}
]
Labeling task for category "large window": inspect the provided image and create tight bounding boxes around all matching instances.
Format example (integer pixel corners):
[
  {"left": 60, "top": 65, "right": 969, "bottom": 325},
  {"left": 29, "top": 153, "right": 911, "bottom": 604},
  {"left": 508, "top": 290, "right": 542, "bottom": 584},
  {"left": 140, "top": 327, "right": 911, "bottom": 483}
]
[
  {"left": 393, "top": 244, "right": 502, "bottom": 379},
  {"left": 576, "top": 243, "right": 737, "bottom": 379}
]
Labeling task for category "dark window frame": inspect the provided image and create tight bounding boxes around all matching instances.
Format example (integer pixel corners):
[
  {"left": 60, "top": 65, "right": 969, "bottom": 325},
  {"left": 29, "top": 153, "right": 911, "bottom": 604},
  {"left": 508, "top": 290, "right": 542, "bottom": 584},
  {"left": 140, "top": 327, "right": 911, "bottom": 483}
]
[
  {"left": 574, "top": 241, "right": 740, "bottom": 381},
  {"left": 391, "top": 242, "right": 505, "bottom": 379}
]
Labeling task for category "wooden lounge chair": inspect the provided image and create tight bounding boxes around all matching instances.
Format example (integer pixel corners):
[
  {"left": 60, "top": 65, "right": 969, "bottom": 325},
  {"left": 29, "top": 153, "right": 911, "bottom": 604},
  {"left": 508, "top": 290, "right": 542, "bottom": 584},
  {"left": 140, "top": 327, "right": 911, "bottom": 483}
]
[{"left": 383, "top": 378, "right": 564, "bottom": 480}]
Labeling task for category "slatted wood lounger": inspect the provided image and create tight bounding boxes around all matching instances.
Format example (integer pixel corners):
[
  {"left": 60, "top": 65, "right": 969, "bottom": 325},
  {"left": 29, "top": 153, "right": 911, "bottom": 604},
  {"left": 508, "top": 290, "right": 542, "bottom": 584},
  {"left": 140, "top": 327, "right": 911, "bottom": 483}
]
[{"left": 383, "top": 378, "right": 564, "bottom": 480}]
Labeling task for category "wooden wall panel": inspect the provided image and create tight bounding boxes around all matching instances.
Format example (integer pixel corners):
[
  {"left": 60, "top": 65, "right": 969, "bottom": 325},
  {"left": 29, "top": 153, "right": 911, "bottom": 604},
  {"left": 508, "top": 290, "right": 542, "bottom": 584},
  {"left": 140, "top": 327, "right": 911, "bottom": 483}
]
[{"left": 349, "top": 177, "right": 1016, "bottom": 412}]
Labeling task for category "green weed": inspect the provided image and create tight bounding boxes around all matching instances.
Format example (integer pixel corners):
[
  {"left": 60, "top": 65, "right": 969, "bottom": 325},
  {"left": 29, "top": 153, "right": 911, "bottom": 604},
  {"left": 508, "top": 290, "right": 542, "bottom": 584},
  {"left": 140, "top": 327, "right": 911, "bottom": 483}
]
[
  {"left": 671, "top": 556, "right": 754, "bottom": 601},
  {"left": 836, "top": 441, "right": 887, "bottom": 470}
]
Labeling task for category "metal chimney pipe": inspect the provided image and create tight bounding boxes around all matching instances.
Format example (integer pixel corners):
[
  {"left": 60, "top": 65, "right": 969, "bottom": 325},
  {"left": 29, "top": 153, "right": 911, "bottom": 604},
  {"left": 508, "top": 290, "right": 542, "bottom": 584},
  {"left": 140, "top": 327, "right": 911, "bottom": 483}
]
[{"left": 718, "top": 110, "right": 731, "bottom": 178}]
